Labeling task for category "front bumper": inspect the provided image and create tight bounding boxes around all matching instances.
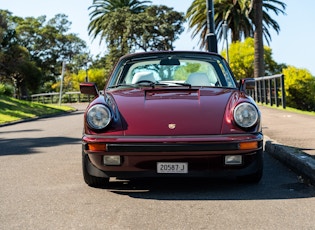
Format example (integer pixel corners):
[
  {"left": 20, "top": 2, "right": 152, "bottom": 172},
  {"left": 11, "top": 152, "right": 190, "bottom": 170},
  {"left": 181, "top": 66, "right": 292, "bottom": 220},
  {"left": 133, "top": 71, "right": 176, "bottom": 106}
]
[{"left": 82, "top": 133, "right": 263, "bottom": 179}]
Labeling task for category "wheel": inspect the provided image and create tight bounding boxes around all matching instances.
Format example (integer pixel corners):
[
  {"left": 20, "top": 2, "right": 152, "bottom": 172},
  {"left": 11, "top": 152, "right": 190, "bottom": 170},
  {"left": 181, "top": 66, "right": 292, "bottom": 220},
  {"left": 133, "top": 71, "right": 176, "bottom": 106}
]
[
  {"left": 237, "top": 151, "right": 263, "bottom": 183},
  {"left": 82, "top": 152, "right": 109, "bottom": 188}
]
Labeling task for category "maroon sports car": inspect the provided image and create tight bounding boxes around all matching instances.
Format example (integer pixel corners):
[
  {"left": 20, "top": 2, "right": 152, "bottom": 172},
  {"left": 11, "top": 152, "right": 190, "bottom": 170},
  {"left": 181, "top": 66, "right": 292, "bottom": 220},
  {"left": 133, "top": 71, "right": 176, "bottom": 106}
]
[{"left": 80, "top": 51, "right": 263, "bottom": 187}]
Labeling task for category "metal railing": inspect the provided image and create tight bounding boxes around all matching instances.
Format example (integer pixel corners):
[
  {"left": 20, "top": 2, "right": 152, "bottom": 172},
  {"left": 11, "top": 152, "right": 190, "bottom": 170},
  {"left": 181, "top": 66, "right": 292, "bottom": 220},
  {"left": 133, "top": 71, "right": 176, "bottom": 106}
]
[
  {"left": 247, "top": 74, "right": 286, "bottom": 108},
  {"left": 31, "top": 92, "right": 91, "bottom": 104}
]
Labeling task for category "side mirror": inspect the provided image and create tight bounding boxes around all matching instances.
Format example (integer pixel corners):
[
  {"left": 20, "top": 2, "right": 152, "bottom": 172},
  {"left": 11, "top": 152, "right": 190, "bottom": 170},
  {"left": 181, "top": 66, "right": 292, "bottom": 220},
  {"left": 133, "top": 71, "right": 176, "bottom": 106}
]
[
  {"left": 239, "top": 78, "right": 255, "bottom": 92},
  {"left": 80, "top": 82, "right": 99, "bottom": 96}
]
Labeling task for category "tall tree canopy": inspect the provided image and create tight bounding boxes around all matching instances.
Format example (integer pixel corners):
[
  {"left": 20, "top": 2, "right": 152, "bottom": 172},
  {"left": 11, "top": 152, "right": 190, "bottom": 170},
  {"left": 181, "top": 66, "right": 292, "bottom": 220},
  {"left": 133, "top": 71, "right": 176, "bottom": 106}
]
[
  {"left": 88, "top": 0, "right": 185, "bottom": 67},
  {"left": 88, "top": 0, "right": 151, "bottom": 43},
  {"left": 0, "top": 10, "right": 89, "bottom": 97},
  {"left": 186, "top": 0, "right": 286, "bottom": 50}
]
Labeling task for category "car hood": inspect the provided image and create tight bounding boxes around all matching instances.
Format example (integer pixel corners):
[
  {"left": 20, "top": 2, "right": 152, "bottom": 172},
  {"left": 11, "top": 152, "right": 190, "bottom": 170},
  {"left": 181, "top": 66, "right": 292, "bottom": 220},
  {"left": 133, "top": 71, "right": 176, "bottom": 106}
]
[{"left": 107, "top": 87, "right": 238, "bottom": 135}]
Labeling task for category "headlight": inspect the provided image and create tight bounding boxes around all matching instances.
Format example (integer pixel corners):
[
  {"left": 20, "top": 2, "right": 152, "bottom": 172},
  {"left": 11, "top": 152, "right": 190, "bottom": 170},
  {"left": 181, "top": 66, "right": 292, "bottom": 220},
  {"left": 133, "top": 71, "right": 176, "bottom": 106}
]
[
  {"left": 86, "top": 104, "right": 112, "bottom": 130},
  {"left": 233, "top": 103, "right": 258, "bottom": 128}
]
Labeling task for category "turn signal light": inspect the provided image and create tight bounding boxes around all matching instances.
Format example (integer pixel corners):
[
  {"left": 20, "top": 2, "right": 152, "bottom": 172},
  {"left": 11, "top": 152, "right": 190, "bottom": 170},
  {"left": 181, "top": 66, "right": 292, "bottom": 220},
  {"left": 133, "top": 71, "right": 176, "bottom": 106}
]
[
  {"left": 88, "top": 143, "right": 107, "bottom": 151},
  {"left": 239, "top": 141, "right": 258, "bottom": 150}
]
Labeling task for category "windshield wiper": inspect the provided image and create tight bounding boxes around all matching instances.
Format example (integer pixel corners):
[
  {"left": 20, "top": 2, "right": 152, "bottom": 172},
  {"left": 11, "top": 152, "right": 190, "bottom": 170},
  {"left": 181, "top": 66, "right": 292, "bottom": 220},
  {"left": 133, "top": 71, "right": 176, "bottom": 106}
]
[
  {"left": 158, "top": 81, "right": 192, "bottom": 88},
  {"left": 109, "top": 82, "right": 191, "bottom": 89},
  {"left": 172, "top": 82, "right": 192, "bottom": 88},
  {"left": 108, "top": 84, "right": 135, "bottom": 89},
  {"left": 135, "top": 81, "right": 170, "bottom": 88}
]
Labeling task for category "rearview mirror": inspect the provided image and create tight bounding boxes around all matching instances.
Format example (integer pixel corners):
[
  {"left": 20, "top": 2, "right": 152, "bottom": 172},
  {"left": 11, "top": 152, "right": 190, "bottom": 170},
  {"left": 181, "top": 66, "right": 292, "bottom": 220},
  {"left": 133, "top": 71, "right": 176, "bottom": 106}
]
[{"left": 160, "top": 58, "right": 180, "bottom": 65}]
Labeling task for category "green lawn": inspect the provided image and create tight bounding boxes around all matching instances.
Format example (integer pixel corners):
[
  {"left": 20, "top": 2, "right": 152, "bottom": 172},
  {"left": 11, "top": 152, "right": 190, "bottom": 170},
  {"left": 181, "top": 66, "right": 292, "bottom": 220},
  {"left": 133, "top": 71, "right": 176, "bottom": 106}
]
[{"left": 0, "top": 95, "right": 76, "bottom": 125}]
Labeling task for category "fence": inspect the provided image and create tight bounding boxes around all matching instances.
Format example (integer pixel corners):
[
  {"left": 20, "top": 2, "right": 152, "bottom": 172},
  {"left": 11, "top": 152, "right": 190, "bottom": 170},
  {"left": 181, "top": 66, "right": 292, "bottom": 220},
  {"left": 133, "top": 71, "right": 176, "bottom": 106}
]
[
  {"left": 248, "top": 74, "right": 286, "bottom": 109},
  {"left": 31, "top": 92, "right": 91, "bottom": 104}
]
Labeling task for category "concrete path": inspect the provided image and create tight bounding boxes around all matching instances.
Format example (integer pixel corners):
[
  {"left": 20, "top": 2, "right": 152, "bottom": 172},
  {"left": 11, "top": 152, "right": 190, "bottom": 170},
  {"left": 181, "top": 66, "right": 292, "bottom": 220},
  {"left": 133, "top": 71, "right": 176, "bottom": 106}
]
[
  {"left": 259, "top": 105, "right": 315, "bottom": 183},
  {"left": 259, "top": 106, "right": 315, "bottom": 155}
]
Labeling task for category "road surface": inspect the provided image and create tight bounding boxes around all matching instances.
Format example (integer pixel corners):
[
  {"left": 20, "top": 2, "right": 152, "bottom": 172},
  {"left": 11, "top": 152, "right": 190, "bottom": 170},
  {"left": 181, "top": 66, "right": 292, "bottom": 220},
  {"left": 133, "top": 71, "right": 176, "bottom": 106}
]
[{"left": 1, "top": 106, "right": 314, "bottom": 229}]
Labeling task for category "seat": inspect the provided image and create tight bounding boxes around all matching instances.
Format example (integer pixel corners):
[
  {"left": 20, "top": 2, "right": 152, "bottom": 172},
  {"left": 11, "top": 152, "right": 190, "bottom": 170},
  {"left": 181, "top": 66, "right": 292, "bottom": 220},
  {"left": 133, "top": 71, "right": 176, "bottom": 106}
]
[
  {"left": 186, "top": 72, "right": 212, "bottom": 86},
  {"left": 131, "top": 72, "right": 156, "bottom": 84}
]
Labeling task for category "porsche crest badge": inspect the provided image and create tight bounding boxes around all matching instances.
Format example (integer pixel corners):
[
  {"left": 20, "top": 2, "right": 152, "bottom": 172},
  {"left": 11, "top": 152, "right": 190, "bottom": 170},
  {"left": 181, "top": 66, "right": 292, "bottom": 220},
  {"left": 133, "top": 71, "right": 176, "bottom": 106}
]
[{"left": 168, "top": 123, "right": 176, "bottom": 129}]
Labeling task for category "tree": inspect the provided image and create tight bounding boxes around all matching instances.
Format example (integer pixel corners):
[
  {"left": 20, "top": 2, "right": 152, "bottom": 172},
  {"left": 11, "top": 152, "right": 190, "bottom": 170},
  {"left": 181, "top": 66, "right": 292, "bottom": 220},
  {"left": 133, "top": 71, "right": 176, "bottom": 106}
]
[
  {"left": 253, "top": 0, "right": 264, "bottom": 78},
  {"left": 1, "top": 44, "right": 41, "bottom": 98},
  {"left": 282, "top": 66, "right": 315, "bottom": 111},
  {"left": 88, "top": 0, "right": 151, "bottom": 44},
  {"left": 1, "top": 11, "right": 89, "bottom": 96},
  {"left": 12, "top": 14, "right": 88, "bottom": 92},
  {"left": 0, "top": 10, "right": 17, "bottom": 77},
  {"left": 127, "top": 5, "right": 185, "bottom": 51},
  {"left": 221, "top": 37, "right": 280, "bottom": 80},
  {"left": 88, "top": 1, "right": 185, "bottom": 75},
  {"left": 186, "top": 0, "right": 286, "bottom": 50},
  {"left": 1, "top": 10, "right": 41, "bottom": 98},
  {"left": 14, "top": 14, "right": 88, "bottom": 83}
]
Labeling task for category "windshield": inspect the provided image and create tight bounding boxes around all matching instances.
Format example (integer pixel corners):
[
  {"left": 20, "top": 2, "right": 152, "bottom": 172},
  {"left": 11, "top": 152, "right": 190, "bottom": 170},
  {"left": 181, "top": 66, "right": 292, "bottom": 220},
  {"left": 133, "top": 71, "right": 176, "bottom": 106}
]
[{"left": 109, "top": 55, "right": 237, "bottom": 88}]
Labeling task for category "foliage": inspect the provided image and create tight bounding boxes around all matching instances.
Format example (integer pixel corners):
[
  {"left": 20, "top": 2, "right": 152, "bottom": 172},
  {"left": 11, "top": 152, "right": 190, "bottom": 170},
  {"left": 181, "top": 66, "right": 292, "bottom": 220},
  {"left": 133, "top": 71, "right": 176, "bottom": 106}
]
[
  {"left": 88, "top": 1, "right": 185, "bottom": 65},
  {"left": 282, "top": 66, "right": 315, "bottom": 111},
  {"left": 0, "top": 10, "right": 89, "bottom": 98},
  {"left": 128, "top": 5, "right": 185, "bottom": 51},
  {"left": 14, "top": 13, "right": 88, "bottom": 82},
  {"left": 88, "top": 0, "right": 151, "bottom": 42},
  {"left": 70, "top": 68, "right": 108, "bottom": 91},
  {"left": 2, "top": 2, "right": 186, "bottom": 98},
  {"left": 0, "top": 83, "right": 14, "bottom": 96},
  {"left": 186, "top": 0, "right": 286, "bottom": 50},
  {"left": 0, "top": 13, "right": 42, "bottom": 98},
  {"left": 221, "top": 37, "right": 280, "bottom": 79}
]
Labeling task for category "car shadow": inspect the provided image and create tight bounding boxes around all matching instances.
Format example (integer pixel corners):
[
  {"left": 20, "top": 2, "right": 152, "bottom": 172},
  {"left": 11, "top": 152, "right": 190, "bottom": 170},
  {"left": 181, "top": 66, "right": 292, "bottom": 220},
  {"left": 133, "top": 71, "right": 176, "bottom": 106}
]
[{"left": 100, "top": 154, "right": 315, "bottom": 200}]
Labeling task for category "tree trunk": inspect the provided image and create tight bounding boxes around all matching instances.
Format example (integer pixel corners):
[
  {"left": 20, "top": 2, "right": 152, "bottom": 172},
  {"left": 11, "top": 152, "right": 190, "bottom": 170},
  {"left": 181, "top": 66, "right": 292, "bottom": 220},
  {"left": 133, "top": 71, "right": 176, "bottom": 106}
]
[{"left": 254, "top": 0, "right": 264, "bottom": 78}]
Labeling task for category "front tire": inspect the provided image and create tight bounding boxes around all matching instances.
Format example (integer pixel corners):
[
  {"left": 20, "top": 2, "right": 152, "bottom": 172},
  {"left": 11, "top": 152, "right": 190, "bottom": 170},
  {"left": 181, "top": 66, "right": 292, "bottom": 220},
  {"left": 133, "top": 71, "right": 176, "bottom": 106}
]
[
  {"left": 237, "top": 150, "right": 263, "bottom": 183},
  {"left": 82, "top": 152, "right": 109, "bottom": 188}
]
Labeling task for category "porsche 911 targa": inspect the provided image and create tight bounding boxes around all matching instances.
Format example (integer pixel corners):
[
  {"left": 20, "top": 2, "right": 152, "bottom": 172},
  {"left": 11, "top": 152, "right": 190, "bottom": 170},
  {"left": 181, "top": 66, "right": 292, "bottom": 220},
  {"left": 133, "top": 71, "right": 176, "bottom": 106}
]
[{"left": 80, "top": 51, "right": 263, "bottom": 187}]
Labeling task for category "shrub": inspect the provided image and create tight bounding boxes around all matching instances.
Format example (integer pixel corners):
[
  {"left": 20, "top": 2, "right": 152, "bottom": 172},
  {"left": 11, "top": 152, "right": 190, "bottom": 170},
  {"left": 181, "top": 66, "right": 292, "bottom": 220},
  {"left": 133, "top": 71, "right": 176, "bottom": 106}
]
[{"left": 0, "top": 84, "right": 14, "bottom": 96}]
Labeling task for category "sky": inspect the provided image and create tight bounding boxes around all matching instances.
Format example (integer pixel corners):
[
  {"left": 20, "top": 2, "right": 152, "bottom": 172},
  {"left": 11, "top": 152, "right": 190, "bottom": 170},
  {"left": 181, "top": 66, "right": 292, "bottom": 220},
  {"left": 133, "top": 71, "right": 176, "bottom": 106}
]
[{"left": 1, "top": 0, "right": 315, "bottom": 75}]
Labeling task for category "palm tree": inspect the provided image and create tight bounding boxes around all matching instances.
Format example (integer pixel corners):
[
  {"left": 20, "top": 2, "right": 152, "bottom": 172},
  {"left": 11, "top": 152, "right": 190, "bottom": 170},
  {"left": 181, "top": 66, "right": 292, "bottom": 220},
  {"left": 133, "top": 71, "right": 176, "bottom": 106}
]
[
  {"left": 253, "top": 0, "right": 264, "bottom": 78},
  {"left": 88, "top": 0, "right": 151, "bottom": 42},
  {"left": 186, "top": 0, "right": 286, "bottom": 50}
]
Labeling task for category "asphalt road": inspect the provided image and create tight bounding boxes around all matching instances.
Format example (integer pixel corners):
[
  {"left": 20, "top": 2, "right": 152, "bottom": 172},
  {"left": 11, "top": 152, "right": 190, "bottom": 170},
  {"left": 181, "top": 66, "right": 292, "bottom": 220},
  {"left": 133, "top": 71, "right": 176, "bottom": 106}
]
[{"left": 1, "top": 106, "right": 315, "bottom": 229}]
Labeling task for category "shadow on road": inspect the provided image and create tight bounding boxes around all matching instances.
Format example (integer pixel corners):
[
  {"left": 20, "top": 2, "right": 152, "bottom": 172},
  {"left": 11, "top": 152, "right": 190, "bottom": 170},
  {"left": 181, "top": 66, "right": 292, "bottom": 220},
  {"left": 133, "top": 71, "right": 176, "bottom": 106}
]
[
  {"left": 105, "top": 178, "right": 314, "bottom": 201},
  {"left": 0, "top": 136, "right": 81, "bottom": 156},
  {"left": 93, "top": 154, "right": 315, "bottom": 200}
]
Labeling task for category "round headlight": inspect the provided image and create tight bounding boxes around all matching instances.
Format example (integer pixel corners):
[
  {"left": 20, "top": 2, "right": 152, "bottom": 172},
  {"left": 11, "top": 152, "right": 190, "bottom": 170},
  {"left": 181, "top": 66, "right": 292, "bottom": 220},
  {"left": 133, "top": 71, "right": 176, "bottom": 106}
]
[
  {"left": 86, "top": 104, "right": 112, "bottom": 130},
  {"left": 233, "top": 103, "right": 258, "bottom": 128}
]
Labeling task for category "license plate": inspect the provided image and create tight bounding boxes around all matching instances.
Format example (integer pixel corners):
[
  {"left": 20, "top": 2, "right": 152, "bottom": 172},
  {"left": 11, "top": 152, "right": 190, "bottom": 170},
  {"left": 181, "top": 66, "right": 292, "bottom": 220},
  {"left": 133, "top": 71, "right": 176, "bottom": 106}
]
[{"left": 157, "top": 162, "right": 188, "bottom": 174}]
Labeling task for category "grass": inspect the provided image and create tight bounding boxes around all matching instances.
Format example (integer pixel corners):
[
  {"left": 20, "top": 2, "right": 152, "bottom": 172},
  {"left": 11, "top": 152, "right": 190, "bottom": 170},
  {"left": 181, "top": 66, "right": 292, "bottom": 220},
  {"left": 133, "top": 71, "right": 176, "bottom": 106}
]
[
  {"left": 0, "top": 95, "right": 76, "bottom": 125},
  {"left": 258, "top": 103, "right": 315, "bottom": 117}
]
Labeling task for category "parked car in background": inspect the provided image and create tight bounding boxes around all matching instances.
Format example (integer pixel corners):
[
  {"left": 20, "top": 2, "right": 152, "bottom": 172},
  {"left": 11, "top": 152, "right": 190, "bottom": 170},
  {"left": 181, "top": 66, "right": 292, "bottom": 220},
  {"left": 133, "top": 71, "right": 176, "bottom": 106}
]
[{"left": 80, "top": 51, "right": 263, "bottom": 187}]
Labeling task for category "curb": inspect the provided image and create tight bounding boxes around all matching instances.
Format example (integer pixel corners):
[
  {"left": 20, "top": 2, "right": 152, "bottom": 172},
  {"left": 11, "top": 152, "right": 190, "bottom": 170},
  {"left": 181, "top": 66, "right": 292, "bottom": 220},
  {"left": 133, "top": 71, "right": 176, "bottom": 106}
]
[{"left": 265, "top": 137, "right": 315, "bottom": 185}]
